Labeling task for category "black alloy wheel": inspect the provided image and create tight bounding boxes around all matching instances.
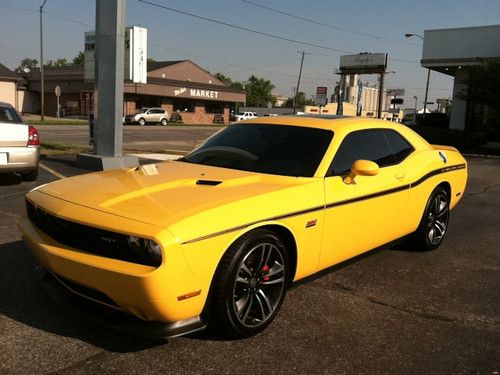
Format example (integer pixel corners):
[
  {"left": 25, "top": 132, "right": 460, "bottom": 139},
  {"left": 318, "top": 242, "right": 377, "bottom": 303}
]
[
  {"left": 414, "top": 186, "right": 450, "bottom": 250},
  {"left": 211, "top": 229, "right": 289, "bottom": 338}
]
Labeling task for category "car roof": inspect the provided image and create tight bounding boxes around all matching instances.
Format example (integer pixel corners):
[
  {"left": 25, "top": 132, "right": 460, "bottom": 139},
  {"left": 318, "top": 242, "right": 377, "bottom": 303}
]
[
  {"left": 0, "top": 101, "right": 14, "bottom": 108},
  {"left": 239, "top": 115, "right": 407, "bottom": 132}
]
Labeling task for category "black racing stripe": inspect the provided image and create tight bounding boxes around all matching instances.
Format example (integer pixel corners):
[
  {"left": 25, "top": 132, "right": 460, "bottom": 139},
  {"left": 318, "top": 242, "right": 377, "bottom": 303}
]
[
  {"left": 325, "top": 184, "right": 410, "bottom": 209},
  {"left": 181, "top": 163, "right": 466, "bottom": 244},
  {"left": 182, "top": 204, "right": 324, "bottom": 245},
  {"left": 411, "top": 163, "right": 466, "bottom": 188}
]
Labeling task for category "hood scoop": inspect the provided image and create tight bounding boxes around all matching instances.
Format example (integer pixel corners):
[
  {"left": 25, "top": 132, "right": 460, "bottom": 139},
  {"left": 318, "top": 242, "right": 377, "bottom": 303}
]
[{"left": 196, "top": 179, "right": 222, "bottom": 186}]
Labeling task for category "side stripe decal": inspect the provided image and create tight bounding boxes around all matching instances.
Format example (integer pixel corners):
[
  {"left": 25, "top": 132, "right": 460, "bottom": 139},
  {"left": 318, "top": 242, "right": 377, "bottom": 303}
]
[{"left": 181, "top": 163, "right": 466, "bottom": 244}]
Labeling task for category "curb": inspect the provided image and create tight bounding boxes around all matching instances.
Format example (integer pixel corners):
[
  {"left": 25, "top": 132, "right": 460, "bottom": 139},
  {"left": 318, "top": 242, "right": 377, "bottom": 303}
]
[{"left": 463, "top": 153, "right": 500, "bottom": 159}]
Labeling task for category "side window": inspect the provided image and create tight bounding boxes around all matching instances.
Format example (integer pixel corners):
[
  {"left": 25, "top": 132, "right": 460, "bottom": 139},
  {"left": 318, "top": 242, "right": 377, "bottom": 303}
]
[
  {"left": 384, "top": 130, "right": 414, "bottom": 163},
  {"left": 328, "top": 130, "right": 394, "bottom": 176}
]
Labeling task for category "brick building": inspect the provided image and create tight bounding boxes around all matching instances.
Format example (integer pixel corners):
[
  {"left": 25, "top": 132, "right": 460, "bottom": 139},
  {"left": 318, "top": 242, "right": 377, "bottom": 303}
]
[{"left": 22, "top": 60, "right": 245, "bottom": 124}]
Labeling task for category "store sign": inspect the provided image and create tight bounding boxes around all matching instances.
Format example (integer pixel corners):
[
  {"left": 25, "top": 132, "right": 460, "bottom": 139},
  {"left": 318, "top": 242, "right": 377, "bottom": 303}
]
[
  {"left": 84, "top": 26, "right": 147, "bottom": 84},
  {"left": 190, "top": 89, "right": 219, "bottom": 99},
  {"left": 314, "top": 86, "right": 328, "bottom": 106},
  {"left": 174, "top": 87, "right": 219, "bottom": 99},
  {"left": 387, "top": 88, "right": 405, "bottom": 97},
  {"left": 339, "top": 53, "right": 387, "bottom": 71}
]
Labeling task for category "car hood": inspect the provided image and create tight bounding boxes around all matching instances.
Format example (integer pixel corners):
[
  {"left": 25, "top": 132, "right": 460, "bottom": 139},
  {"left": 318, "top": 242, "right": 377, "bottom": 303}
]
[{"left": 33, "top": 161, "right": 322, "bottom": 242}]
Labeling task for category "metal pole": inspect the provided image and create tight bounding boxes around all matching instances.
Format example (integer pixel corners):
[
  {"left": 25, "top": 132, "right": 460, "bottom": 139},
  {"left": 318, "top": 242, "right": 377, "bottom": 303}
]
[
  {"left": 39, "top": 0, "right": 47, "bottom": 121},
  {"left": 293, "top": 51, "right": 306, "bottom": 114},
  {"left": 336, "top": 74, "right": 344, "bottom": 115},
  {"left": 413, "top": 95, "right": 417, "bottom": 122},
  {"left": 95, "top": 0, "right": 125, "bottom": 157},
  {"left": 423, "top": 68, "right": 430, "bottom": 119},
  {"left": 377, "top": 72, "right": 385, "bottom": 119}
]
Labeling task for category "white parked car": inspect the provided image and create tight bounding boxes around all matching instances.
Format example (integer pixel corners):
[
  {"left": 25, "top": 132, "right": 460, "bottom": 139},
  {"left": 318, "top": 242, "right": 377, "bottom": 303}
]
[
  {"left": 234, "top": 111, "right": 258, "bottom": 121},
  {"left": 123, "top": 107, "right": 169, "bottom": 126},
  {"left": 0, "top": 102, "right": 40, "bottom": 181}
]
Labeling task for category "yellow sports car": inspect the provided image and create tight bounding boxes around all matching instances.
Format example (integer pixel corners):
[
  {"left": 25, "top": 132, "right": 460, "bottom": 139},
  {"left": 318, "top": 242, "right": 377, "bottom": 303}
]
[{"left": 19, "top": 116, "right": 467, "bottom": 338}]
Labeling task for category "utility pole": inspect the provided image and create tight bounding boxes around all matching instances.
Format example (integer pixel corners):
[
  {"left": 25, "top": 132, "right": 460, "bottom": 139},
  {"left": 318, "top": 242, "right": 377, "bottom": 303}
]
[
  {"left": 76, "top": 0, "right": 138, "bottom": 170},
  {"left": 293, "top": 51, "right": 309, "bottom": 114},
  {"left": 423, "top": 68, "right": 431, "bottom": 119},
  {"left": 39, "top": 0, "right": 47, "bottom": 121}
]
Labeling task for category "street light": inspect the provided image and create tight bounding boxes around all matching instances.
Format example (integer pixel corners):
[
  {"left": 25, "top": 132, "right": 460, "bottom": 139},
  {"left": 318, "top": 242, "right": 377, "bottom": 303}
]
[
  {"left": 413, "top": 95, "right": 418, "bottom": 122},
  {"left": 405, "top": 33, "right": 431, "bottom": 120},
  {"left": 40, "top": 0, "right": 48, "bottom": 121}
]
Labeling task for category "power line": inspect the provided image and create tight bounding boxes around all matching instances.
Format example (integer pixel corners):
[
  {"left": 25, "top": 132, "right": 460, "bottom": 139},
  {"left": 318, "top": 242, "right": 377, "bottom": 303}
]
[
  {"left": 137, "top": 0, "right": 352, "bottom": 53},
  {"left": 241, "top": 0, "right": 420, "bottom": 46},
  {"left": 136, "top": 0, "right": 418, "bottom": 64},
  {"left": 0, "top": 4, "right": 93, "bottom": 27}
]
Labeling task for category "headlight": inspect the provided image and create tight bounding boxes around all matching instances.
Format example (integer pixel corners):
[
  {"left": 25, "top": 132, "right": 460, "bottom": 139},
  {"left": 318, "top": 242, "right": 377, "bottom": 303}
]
[{"left": 127, "top": 236, "right": 162, "bottom": 266}]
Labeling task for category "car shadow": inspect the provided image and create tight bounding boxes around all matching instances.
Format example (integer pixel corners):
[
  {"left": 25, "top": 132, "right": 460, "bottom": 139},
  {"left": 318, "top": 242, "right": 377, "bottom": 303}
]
[
  {"left": 0, "top": 172, "right": 23, "bottom": 186},
  {"left": 0, "top": 240, "right": 166, "bottom": 352}
]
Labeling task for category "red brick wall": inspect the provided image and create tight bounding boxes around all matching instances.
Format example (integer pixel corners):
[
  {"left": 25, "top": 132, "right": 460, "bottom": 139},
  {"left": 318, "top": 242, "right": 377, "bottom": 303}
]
[
  {"left": 124, "top": 100, "right": 136, "bottom": 115},
  {"left": 172, "top": 101, "right": 229, "bottom": 124},
  {"left": 160, "top": 98, "right": 173, "bottom": 119}
]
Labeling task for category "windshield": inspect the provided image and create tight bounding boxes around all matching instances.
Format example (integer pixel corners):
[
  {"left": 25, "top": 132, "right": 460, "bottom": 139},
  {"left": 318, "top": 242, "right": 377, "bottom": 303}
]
[
  {"left": 181, "top": 123, "right": 333, "bottom": 177},
  {"left": 0, "top": 106, "right": 23, "bottom": 124}
]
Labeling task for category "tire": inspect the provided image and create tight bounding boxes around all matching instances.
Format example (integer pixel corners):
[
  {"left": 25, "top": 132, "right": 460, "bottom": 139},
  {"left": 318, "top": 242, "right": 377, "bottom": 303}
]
[
  {"left": 211, "top": 229, "right": 289, "bottom": 338},
  {"left": 160, "top": 118, "right": 168, "bottom": 126},
  {"left": 138, "top": 118, "right": 146, "bottom": 126},
  {"left": 21, "top": 167, "right": 38, "bottom": 182},
  {"left": 413, "top": 186, "right": 450, "bottom": 251}
]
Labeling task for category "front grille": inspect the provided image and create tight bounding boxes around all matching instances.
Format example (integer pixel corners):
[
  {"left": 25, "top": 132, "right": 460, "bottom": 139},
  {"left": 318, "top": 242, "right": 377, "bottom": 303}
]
[{"left": 26, "top": 200, "right": 160, "bottom": 267}]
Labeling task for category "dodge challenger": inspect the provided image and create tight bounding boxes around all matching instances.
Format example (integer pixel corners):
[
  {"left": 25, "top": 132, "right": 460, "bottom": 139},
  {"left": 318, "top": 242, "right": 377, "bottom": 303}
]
[{"left": 19, "top": 116, "right": 467, "bottom": 338}]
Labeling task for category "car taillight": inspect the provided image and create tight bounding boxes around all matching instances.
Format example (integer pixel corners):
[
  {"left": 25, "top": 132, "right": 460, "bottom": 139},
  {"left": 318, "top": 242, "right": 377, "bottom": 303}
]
[{"left": 28, "top": 125, "right": 40, "bottom": 146}]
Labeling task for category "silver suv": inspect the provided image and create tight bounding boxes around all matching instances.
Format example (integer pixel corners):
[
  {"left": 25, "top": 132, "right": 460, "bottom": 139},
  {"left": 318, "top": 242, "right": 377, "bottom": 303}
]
[
  {"left": 0, "top": 102, "right": 40, "bottom": 181},
  {"left": 124, "top": 107, "right": 169, "bottom": 126}
]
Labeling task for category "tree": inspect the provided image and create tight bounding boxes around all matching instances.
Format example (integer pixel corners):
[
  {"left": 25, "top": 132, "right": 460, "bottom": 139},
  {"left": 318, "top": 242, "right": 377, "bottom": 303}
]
[
  {"left": 72, "top": 51, "right": 84, "bottom": 66},
  {"left": 284, "top": 92, "right": 313, "bottom": 108},
  {"left": 244, "top": 75, "right": 275, "bottom": 107},
  {"left": 147, "top": 57, "right": 156, "bottom": 64},
  {"left": 16, "top": 58, "right": 38, "bottom": 72},
  {"left": 214, "top": 73, "right": 244, "bottom": 90}
]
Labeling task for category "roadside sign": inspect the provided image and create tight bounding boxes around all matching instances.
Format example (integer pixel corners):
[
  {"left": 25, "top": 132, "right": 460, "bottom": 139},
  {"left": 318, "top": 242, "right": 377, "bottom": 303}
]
[
  {"left": 55, "top": 85, "right": 62, "bottom": 118},
  {"left": 315, "top": 86, "right": 328, "bottom": 106},
  {"left": 387, "top": 88, "right": 405, "bottom": 97},
  {"left": 391, "top": 98, "right": 404, "bottom": 105}
]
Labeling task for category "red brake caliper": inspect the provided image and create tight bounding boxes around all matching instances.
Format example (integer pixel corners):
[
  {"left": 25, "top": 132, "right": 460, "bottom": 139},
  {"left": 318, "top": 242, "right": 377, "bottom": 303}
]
[{"left": 262, "top": 265, "right": 270, "bottom": 281}]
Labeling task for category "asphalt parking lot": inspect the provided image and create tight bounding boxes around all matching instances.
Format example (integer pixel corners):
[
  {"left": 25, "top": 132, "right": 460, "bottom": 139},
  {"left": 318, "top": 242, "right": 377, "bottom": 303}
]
[{"left": 0, "top": 151, "right": 499, "bottom": 373}]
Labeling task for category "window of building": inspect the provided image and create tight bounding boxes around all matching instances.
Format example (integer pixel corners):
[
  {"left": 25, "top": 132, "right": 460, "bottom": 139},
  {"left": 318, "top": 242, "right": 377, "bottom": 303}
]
[
  {"left": 205, "top": 101, "right": 223, "bottom": 114},
  {"left": 327, "top": 129, "right": 413, "bottom": 176},
  {"left": 173, "top": 99, "right": 195, "bottom": 113}
]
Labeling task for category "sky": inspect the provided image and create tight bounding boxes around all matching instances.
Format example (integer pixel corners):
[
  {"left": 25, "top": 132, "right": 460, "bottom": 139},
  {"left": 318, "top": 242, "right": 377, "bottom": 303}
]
[{"left": 1, "top": 0, "right": 499, "bottom": 109}]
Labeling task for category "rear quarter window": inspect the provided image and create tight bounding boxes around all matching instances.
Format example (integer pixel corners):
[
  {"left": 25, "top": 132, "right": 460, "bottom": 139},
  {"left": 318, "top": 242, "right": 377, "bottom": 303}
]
[{"left": 0, "top": 107, "right": 23, "bottom": 124}]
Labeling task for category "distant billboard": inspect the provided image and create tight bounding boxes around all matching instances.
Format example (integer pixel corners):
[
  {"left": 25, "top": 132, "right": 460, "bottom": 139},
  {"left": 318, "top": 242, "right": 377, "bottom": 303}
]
[
  {"left": 339, "top": 53, "right": 387, "bottom": 73},
  {"left": 84, "top": 26, "right": 147, "bottom": 84},
  {"left": 314, "top": 86, "right": 328, "bottom": 106},
  {"left": 387, "top": 88, "right": 406, "bottom": 97}
]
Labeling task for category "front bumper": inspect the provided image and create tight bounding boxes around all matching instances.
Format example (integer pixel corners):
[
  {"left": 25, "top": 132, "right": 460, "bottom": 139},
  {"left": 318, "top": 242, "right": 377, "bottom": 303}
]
[
  {"left": 36, "top": 267, "right": 206, "bottom": 339},
  {"left": 19, "top": 207, "right": 210, "bottom": 338},
  {"left": 0, "top": 146, "right": 39, "bottom": 173}
]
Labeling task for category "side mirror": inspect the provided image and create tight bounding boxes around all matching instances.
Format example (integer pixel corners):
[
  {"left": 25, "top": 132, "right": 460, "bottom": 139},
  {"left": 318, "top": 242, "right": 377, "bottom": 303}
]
[{"left": 343, "top": 160, "right": 379, "bottom": 184}]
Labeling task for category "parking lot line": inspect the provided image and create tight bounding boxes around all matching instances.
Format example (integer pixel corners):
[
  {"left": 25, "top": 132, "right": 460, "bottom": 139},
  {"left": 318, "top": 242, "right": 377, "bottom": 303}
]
[{"left": 39, "top": 162, "right": 66, "bottom": 179}]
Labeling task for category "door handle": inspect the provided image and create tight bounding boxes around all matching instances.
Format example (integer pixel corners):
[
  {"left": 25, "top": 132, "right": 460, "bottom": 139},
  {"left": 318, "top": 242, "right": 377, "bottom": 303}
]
[{"left": 395, "top": 172, "right": 405, "bottom": 180}]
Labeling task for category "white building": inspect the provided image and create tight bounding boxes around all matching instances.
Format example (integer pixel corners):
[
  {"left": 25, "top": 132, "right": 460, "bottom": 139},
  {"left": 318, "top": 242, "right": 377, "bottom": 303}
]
[{"left": 421, "top": 24, "right": 500, "bottom": 131}]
